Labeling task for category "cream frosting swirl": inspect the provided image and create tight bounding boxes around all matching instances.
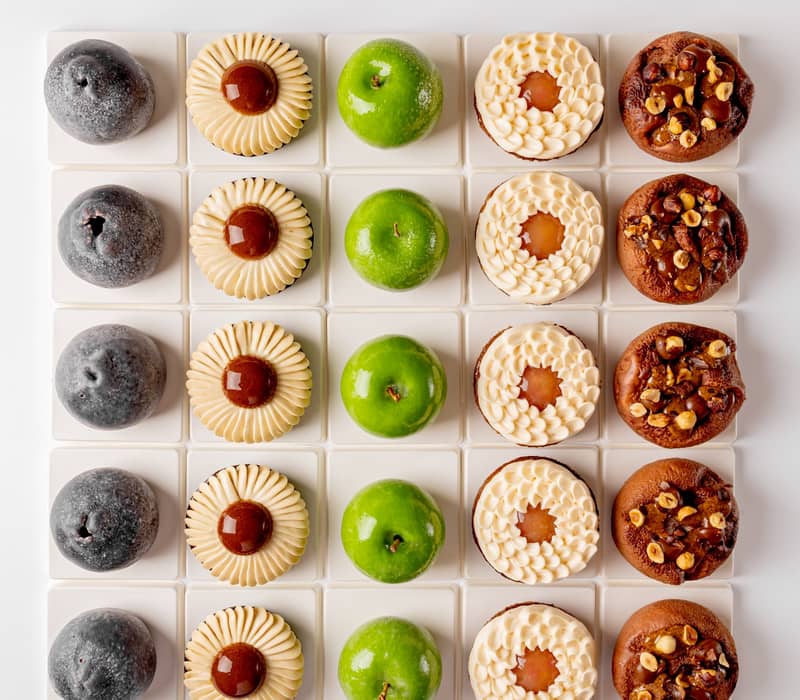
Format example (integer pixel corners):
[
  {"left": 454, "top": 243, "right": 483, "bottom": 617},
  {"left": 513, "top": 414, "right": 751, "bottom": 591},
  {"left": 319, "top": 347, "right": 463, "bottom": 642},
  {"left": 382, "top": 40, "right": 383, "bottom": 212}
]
[
  {"left": 468, "top": 603, "right": 597, "bottom": 700},
  {"left": 475, "top": 33, "right": 604, "bottom": 160},
  {"left": 187, "top": 33, "right": 312, "bottom": 156},
  {"left": 185, "top": 605, "right": 304, "bottom": 700},
  {"left": 473, "top": 458, "right": 598, "bottom": 583},
  {"left": 187, "top": 320, "right": 312, "bottom": 443},
  {"left": 476, "top": 172, "right": 603, "bottom": 304},
  {"left": 186, "top": 464, "right": 309, "bottom": 586},
  {"left": 190, "top": 177, "right": 313, "bottom": 300},
  {"left": 475, "top": 323, "right": 600, "bottom": 446}
]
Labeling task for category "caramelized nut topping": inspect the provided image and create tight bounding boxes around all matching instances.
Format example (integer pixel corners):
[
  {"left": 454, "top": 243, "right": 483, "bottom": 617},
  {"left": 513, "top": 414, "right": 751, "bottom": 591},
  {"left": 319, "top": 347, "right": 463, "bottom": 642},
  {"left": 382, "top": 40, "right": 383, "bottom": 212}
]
[
  {"left": 665, "top": 336, "right": 685, "bottom": 354},
  {"left": 673, "top": 249, "right": 690, "bottom": 270},
  {"left": 645, "top": 95, "right": 667, "bottom": 115},
  {"left": 640, "top": 388, "right": 662, "bottom": 404},
  {"left": 676, "top": 551, "right": 696, "bottom": 570},
  {"left": 656, "top": 491, "right": 679, "bottom": 509},
  {"left": 655, "top": 634, "right": 677, "bottom": 655},
  {"left": 682, "top": 209, "right": 702, "bottom": 227},
  {"left": 678, "top": 191, "right": 696, "bottom": 210},
  {"left": 675, "top": 410, "right": 698, "bottom": 431},
  {"left": 640, "top": 652, "right": 659, "bottom": 673},
  {"left": 719, "top": 653, "right": 730, "bottom": 668},
  {"left": 647, "top": 542, "right": 665, "bottom": 563},
  {"left": 707, "top": 339, "right": 728, "bottom": 358},
  {"left": 629, "top": 508, "right": 646, "bottom": 527},
  {"left": 668, "top": 117, "right": 684, "bottom": 135},
  {"left": 701, "top": 116, "right": 718, "bottom": 130},
  {"left": 677, "top": 506, "right": 698, "bottom": 521},
  {"left": 709, "top": 512, "right": 726, "bottom": 529},
  {"left": 647, "top": 413, "right": 670, "bottom": 428},
  {"left": 630, "top": 402, "right": 647, "bottom": 418},
  {"left": 715, "top": 82, "right": 734, "bottom": 101},
  {"left": 682, "top": 625, "right": 699, "bottom": 646}
]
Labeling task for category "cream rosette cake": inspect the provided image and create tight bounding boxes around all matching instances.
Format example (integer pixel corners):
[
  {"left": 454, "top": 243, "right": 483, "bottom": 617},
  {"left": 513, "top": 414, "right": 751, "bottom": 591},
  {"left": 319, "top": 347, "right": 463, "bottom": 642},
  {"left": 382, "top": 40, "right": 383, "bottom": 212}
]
[
  {"left": 476, "top": 172, "right": 603, "bottom": 305},
  {"left": 187, "top": 32, "right": 312, "bottom": 156},
  {"left": 190, "top": 177, "right": 313, "bottom": 300},
  {"left": 473, "top": 457, "right": 598, "bottom": 584},
  {"left": 474, "top": 33, "right": 604, "bottom": 160},
  {"left": 474, "top": 322, "right": 600, "bottom": 446},
  {"left": 185, "top": 464, "right": 309, "bottom": 587},
  {"left": 469, "top": 603, "right": 597, "bottom": 700}
]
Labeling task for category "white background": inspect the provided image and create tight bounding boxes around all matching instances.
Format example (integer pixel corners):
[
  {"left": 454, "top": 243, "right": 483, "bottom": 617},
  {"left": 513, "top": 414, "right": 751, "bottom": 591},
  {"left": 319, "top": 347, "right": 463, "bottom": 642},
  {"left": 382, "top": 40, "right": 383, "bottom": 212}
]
[{"left": 3, "top": 1, "right": 800, "bottom": 697}]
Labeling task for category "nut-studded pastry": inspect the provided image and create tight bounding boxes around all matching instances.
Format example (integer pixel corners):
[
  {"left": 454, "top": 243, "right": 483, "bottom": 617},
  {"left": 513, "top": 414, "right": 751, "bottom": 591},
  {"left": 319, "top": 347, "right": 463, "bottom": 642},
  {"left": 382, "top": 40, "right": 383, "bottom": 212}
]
[
  {"left": 187, "top": 320, "right": 312, "bottom": 443},
  {"left": 472, "top": 457, "right": 599, "bottom": 583},
  {"left": 614, "top": 322, "right": 745, "bottom": 448},
  {"left": 474, "top": 33, "right": 604, "bottom": 160},
  {"left": 191, "top": 177, "right": 313, "bottom": 300},
  {"left": 474, "top": 322, "right": 600, "bottom": 446},
  {"left": 613, "top": 599, "right": 738, "bottom": 700},
  {"left": 619, "top": 32, "right": 754, "bottom": 162},
  {"left": 185, "top": 605, "right": 303, "bottom": 699},
  {"left": 187, "top": 33, "right": 312, "bottom": 156},
  {"left": 186, "top": 464, "right": 309, "bottom": 586},
  {"left": 469, "top": 602, "right": 597, "bottom": 700},
  {"left": 612, "top": 459, "right": 738, "bottom": 584},
  {"left": 476, "top": 172, "right": 604, "bottom": 305},
  {"left": 617, "top": 174, "right": 747, "bottom": 304}
]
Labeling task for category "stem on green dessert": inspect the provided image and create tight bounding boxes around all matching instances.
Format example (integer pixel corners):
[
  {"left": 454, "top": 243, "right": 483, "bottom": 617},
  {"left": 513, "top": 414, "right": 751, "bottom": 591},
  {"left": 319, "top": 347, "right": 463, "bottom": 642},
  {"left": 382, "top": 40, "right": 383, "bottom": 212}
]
[
  {"left": 378, "top": 681, "right": 391, "bottom": 700},
  {"left": 392, "top": 222, "right": 401, "bottom": 238},
  {"left": 389, "top": 535, "right": 403, "bottom": 553},
  {"left": 386, "top": 386, "right": 401, "bottom": 402},
  {"left": 371, "top": 74, "right": 382, "bottom": 89}
]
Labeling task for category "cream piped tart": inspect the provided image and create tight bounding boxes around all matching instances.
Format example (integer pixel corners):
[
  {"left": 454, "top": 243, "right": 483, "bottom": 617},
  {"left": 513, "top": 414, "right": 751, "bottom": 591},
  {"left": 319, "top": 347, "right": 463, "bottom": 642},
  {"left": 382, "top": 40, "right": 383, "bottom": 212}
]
[
  {"left": 474, "top": 322, "right": 600, "bottom": 446},
  {"left": 474, "top": 33, "right": 604, "bottom": 160},
  {"left": 186, "top": 464, "right": 309, "bottom": 586},
  {"left": 472, "top": 457, "right": 598, "bottom": 583},
  {"left": 187, "top": 320, "right": 312, "bottom": 443},
  {"left": 476, "top": 172, "right": 603, "bottom": 304},
  {"left": 469, "top": 602, "right": 598, "bottom": 700},
  {"left": 191, "top": 177, "right": 313, "bottom": 300},
  {"left": 187, "top": 32, "right": 312, "bottom": 156},
  {"left": 185, "top": 605, "right": 304, "bottom": 699}
]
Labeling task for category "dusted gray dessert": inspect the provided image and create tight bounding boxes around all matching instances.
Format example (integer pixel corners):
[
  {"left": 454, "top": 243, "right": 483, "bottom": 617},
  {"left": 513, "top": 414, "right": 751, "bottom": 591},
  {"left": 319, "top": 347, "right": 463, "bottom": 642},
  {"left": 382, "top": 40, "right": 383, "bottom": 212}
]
[
  {"left": 50, "top": 468, "right": 159, "bottom": 572},
  {"left": 44, "top": 39, "right": 155, "bottom": 144},
  {"left": 58, "top": 185, "right": 163, "bottom": 288},
  {"left": 55, "top": 324, "right": 166, "bottom": 430},
  {"left": 49, "top": 608, "right": 156, "bottom": 700}
]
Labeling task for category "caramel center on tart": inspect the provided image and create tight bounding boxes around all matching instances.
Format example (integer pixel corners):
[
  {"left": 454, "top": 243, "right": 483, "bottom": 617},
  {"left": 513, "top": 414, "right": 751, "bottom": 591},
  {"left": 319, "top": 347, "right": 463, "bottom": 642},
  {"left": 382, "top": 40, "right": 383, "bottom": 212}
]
[
  {"left": 513, "top": 646, "right": 560, "bottom": 693},
  {"left": 519, "top": 212, "right": 565, "bottom": 260},
  {"left": 519, "top": 70, "right": 561, "bottom": 112},
  {"left": 217, "top": 500, "right": 274, "bottom": 555},
  {"left": 518, "top": 366, "right": 563, "bottom": 411},
  {"left": 516, "top": 504, "right": 557, "bottom": 544},
  {"left": 222, "top": 355, "right": 278, "bottom": 409},
  {"left": 211, "top": 642, "right": 268, "bottom": 697},
  {"left": 220, "top": 60, "right": 279, "bottom": 115},
  {"left": 224, "top": 204, "right": 280, "bottom": 261}
]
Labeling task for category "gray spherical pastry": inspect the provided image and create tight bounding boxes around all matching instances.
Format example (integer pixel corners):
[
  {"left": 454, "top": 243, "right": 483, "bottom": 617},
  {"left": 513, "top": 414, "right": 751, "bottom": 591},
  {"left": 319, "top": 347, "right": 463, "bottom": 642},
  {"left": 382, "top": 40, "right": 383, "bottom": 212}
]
[
  {"left": 58, "top": 185, "right": 163, "bottom": 288},
  {"left": 44, "top": 39, "right": 155, "bottom": 144},
  {"left": 55, "top": 324, "right": 166, "bottom": 430},
  {"left": 50, "top": 468, "right": 159, "bottom": 572},
  {"left": 48, "top": 608, "right": 156, "bottom": 700}
]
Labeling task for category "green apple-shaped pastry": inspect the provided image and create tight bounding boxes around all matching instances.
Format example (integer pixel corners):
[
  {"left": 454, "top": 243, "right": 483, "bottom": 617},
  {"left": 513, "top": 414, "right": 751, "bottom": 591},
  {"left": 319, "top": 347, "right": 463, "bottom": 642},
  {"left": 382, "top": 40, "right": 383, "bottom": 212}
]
[
  {"left": 340, "top": 335, "right": 447, "bottom": 438},
  {"left": 341, "top": 479, "right": 445, "bottom": 583},
  {"left": 345, "top": 189, "right": 449, "bottom": 291},
  {"left": 337, "top": 38, "right": 444, "bottom": 148},
  {"left": 338, "top": 616, "right": 442, "bottom": 700}
]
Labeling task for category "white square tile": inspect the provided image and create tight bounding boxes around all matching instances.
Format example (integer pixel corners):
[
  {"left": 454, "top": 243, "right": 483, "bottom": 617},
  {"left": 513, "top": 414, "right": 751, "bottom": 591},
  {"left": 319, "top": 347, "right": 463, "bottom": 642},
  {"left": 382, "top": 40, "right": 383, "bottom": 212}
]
[
  {"left": 467, "top": 171, "right": 605, "bottom": 307},
  {"left": 328, "top": 311, "right": 462, "bottom": 445},
  {"left": 188, "top": 171, "right": 325, "bottom": 306},
  {"left": 462, "top": 583, "right": 597, "bottom": 700},
  {"left": 327, "top": 449, "right": 460, "bottom": 582},
  {"left": 186, "top": 32, "right": 323, "bottom": 168},
  {"left": 601, "top": 446, "right": 736, "bottom": 581},
  {"left": 465, "top": 309, "right": 600, "bottom": 445},
  {"left": 47, "top": 32, "right": 182, "bottom": 166},
  {"left": 325, "top": 33, "right": 462, "bottom": 168},
  {"left": 600, "top": 583, "right": 733, "bottom": 700},
  {"left": 185, "top": 449, "right": 322, "bottom": 583},
  {"left": 52, "top": 308, "right": 185, "bottom": 443},
  {"left": 464, "top": 34, "right": 603, "bottom": 169},
  {"left": 188, "top": 309, "right": 325, "bottom": 444},
  {"left": 604, "top": 309, "right": 738, "bottom": 444},
  {"left": 605, "top": 171, "right": 740, "bottom": 307},
  {"left": 185, "top": 586, "right": 320, "bottom": 700},
  {"left": 328, "top": 173, "right": 464, "bottom": 307},
  {"left": 48, "top": 585, "right": 181, "bottom": 700},
  {"left": 324, "top": 585, "right": 458, "bottom": 700},
  {"left": 49, "top": 448, "right": 182, "bottom": 581},
  {"left": 605, "top": 33, "right": 741, "bottom": 169},
  {"left": 463, "top": 447, "right": 601, "bottom": 582},
  {"left": 51, "top": 169, "right": 185, "bottom": 305}
]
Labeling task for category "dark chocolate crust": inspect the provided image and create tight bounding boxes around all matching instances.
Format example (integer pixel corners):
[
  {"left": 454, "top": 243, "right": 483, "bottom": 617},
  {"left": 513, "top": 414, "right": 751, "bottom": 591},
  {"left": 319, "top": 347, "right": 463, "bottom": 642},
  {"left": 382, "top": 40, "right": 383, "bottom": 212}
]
[
  {"left": 619, "top": 32, "right": 753, "bottom": 162},
  {"left": 611, "top": 458, "right": 738, "bottom": 584},
  {"left": 617, "top": 174, "right": 748, "bottom": 304},
  {"left": 614, "top": 322, "right": 745, "bottom": 448},
  {"left": 612, "top": 599, "right": 738, "bottom": 699},
  {"left": 472, "top": 456, "right": 599, "bottom": 581}
]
